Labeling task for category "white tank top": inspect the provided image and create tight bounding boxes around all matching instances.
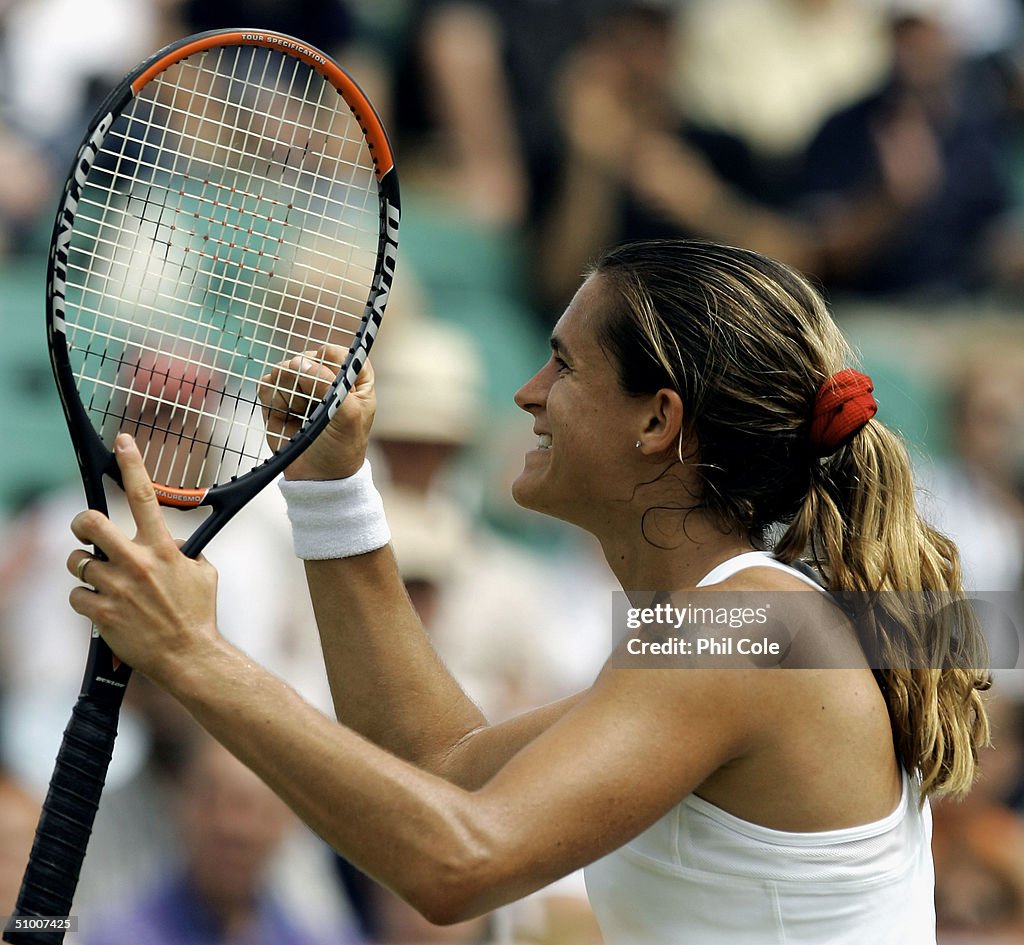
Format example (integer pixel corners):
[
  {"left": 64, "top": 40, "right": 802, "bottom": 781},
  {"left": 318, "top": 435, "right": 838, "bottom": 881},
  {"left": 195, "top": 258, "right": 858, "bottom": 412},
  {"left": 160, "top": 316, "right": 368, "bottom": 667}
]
[{"left": 583, "top": 552, "right": 936, "bottom": 944}]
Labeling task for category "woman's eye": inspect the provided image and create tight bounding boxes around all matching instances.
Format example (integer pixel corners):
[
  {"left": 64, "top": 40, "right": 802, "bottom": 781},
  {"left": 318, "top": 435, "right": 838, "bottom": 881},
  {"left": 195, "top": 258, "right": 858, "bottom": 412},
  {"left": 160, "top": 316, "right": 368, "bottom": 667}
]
[{"left": 553, "top": 356, "right": 570, "bottom": 373}]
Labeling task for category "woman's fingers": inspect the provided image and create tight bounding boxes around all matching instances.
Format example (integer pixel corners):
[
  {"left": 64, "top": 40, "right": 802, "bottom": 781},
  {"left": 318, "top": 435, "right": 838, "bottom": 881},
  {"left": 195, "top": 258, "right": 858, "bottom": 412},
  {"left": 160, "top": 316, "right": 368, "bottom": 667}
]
[
  {"left": 259, "top": 346, "right": 375, "bottom": 480},
  {"left": 259, "top": 348, "right": 341, "bottom": 419},
  {"left": 114, "top": 434, "right": 176, "bottom": 545},
  {"left": 69, "top": 549, "right": 101, "bottom": 588},
  {"left": 259, "top": 348, "right": 343, "bottom": 454}
]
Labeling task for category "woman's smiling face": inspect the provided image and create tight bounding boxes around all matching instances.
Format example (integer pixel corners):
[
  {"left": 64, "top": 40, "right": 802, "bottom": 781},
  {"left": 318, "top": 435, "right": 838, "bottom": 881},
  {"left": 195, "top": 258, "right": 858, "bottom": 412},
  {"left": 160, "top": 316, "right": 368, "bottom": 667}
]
[{"left": 512, "top": 273, "right": 655, "bottom": 529}]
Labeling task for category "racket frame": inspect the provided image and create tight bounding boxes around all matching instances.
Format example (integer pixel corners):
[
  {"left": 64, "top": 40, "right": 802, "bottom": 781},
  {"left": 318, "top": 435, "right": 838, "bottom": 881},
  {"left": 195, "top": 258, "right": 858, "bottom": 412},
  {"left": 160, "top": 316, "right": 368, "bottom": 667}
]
[{"left": 5, "top": 29, "right": 398, "bottom": 944}]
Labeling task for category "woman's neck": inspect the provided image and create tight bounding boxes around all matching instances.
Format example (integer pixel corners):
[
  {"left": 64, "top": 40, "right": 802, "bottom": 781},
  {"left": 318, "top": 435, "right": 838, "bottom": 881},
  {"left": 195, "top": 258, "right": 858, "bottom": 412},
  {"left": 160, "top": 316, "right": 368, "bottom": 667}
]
[{"left": 597, "top": 510, "right": 756, "bottom": 594}]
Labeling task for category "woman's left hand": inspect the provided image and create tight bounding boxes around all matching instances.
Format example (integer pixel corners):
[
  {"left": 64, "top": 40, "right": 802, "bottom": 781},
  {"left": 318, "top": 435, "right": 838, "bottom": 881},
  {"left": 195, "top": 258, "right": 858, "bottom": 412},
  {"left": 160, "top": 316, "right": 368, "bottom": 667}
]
[{"left": 66, "top": 433, "right": 221, "bottom": 684}]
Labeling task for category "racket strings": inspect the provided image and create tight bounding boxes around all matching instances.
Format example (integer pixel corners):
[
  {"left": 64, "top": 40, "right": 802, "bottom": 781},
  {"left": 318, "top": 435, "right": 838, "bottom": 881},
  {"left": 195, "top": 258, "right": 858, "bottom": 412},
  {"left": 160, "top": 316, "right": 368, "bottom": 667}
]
[
  {"left": 63, "top": 44, "right": 380, "bottom": 491},
  {"left": 79, "top": 67, "right": 373, "bottom": 332}
]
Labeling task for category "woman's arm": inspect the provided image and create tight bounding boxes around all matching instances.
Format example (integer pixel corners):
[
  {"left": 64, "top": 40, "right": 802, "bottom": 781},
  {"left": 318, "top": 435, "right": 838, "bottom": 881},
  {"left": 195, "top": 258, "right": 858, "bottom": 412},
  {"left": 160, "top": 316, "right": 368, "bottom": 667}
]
[
  {"left": 303, "top": 544, "right": 583, "bottom": 786},
  {"left": 67, "top": 438, "right": 756, "bottom": 923},
  {"left": 152, "top": 633, "right": 746, "bottom": 925},
  {"left": 259, "top": 354, "right": 580, "bottom": 783}
]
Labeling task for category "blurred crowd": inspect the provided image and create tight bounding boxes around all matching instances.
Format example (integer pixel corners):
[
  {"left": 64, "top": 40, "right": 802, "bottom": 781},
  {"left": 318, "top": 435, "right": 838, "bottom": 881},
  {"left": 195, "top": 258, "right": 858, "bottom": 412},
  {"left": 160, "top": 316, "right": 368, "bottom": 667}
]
[{"left": 3, "top": 0, "right": 1024, "bottom": 942}]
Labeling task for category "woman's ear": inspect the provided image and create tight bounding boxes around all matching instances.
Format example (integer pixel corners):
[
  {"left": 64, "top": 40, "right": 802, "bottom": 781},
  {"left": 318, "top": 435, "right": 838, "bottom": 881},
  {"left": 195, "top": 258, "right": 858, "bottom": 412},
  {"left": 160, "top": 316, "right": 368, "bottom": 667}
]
[{"left": 637, "top": 388, "right": 684, "bottom": 455}]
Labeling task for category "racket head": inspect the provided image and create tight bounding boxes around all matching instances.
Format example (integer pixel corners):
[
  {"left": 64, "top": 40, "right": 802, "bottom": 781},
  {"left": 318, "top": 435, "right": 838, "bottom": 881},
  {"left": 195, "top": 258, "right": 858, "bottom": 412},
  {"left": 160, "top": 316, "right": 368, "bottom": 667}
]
[{"left": 47, "top": 28, "right": 399, "bottom": 513}]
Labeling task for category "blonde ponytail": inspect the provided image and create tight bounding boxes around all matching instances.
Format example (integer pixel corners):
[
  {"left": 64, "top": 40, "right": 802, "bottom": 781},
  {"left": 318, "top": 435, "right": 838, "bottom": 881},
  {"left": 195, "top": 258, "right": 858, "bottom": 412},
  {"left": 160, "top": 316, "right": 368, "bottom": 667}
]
[{"left": 775, "top": 421, "right": 991, "bottom": 799}]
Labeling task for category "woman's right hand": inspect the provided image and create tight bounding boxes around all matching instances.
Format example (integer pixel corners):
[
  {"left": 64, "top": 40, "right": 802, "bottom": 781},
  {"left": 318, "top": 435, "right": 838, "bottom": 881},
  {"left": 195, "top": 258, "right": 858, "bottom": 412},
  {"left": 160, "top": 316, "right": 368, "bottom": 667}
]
[{"left": 259, "top": 345, "right": 376, "bottom": 481}]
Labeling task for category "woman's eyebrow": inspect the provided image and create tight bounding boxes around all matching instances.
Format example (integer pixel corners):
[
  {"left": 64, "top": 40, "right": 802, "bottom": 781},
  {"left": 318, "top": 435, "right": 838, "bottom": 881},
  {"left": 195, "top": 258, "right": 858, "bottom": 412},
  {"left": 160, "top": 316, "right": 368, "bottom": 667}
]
[{"left": 550, "top": 334, "right": 572, "bottom": 361}]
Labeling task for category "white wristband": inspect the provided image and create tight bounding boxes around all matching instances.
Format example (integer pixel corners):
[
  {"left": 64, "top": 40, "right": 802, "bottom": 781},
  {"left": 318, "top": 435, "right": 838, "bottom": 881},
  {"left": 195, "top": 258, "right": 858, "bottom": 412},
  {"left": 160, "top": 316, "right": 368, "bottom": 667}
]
[{"left": 278, "top": 460, "right": 391, "bottom": 560}]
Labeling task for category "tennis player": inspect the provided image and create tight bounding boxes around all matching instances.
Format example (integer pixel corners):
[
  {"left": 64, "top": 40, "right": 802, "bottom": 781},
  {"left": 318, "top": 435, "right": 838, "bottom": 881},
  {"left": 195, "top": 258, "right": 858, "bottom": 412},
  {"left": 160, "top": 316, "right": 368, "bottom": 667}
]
[{"left": 68, "top": 239, "right": 990, "bottom": 944}]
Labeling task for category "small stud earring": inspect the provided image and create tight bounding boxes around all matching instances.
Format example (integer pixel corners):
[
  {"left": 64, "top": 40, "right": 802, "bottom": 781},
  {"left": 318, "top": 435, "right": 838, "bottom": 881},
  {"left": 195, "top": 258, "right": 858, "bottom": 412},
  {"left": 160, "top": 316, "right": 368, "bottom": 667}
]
[{"left": 635, "top": 440, "right": 641, "bottom": 449}]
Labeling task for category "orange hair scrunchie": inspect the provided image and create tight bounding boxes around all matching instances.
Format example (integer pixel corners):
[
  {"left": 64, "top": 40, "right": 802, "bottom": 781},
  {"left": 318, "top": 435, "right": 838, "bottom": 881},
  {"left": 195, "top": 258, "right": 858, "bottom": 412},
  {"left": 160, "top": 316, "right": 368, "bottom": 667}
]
[{"left": 809, "top": 369, "right": 877, "bottom": 457}]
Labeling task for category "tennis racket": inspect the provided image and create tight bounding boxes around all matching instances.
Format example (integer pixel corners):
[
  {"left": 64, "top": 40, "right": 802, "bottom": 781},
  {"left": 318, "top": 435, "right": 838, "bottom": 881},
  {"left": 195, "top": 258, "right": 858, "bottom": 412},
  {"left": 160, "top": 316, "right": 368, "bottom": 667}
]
[{"left": 4, "top": 28, "right": 398, "bottom": 944}]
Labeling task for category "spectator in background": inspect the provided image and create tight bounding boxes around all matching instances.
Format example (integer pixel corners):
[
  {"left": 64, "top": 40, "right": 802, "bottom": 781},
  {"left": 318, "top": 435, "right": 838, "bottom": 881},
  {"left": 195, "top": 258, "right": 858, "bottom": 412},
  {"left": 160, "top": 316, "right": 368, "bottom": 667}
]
[
  {"left": 181, "top": 0, "right": 353, "bottom": 57},
  {"left": 0, "top": 120, "right": 52, "bottom": 258},
  {"left": 671, "top": 0, "right": 892, "bottom": 191},
  {"left": 916, "top": 339, "right": 1024, "bottom": 727},
  {"left": 536, "top": 0, "right": 1024, "bottom": 311},
  {"left": 0, "top": 0, "right": 165, "bottom": 173},
  {"left": 534, "top": 2, "right": 823, "bottom": 310},
  {"left": 918, "top": 341, "right": 1024, "bottom": 595},
  {"left": 0, "top": 770, "right": 87, "bottom": 943},
  {"left": 399, "top": 1, "right": 529, "bottom": 228},
  {"left": 81, "top": 730, "right": 357, "bottom": 945},
  {"left": 797, "top": 0, "right": 1021, "bottom": 299},
  {"left": 0, "top": 770, "right": 39, "bottom": 920},
  {"left": 918, "top": 0, "right": 1023, "bottom": 61},
  {"left": 932, "top": 692, "right": 1024, "bottom": 943},
  {"left": 391, "top": 0, "right": 626, "bottom": 230}
]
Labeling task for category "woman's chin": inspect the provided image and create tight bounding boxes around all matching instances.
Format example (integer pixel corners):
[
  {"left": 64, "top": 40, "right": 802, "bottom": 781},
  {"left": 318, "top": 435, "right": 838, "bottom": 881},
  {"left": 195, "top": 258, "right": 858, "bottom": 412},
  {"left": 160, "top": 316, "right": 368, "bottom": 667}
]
[
  {"left": 511, "top": 467, "right": 556, "bottom": 517},
  {"left": 510, "top": 472, "right": 537, "bottom": 512}
]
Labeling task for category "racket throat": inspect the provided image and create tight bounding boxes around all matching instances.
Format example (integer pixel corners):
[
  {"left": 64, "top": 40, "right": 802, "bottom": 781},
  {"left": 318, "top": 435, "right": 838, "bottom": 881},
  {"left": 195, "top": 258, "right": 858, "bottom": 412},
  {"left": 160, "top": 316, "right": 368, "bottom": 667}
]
[{"left": 82, "top": 626, "right": 132, "bottom": 707}]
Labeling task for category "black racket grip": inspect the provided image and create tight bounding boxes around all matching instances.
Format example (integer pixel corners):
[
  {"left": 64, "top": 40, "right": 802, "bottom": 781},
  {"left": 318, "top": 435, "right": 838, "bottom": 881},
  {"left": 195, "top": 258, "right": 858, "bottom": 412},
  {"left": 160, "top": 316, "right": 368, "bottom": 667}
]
[{"left": 3, "top": 696, "right": 119, "bottom": 945}]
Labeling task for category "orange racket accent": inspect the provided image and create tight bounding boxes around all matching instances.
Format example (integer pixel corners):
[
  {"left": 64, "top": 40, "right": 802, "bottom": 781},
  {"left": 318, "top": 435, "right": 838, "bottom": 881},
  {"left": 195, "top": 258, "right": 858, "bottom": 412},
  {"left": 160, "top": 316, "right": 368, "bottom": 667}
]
[
  {"left": 151, "top": 484, "right": 209, "bottom": 508},
  {"left": 130, "top": 31, "right": 395, "bottom": 179}
]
